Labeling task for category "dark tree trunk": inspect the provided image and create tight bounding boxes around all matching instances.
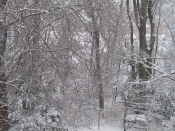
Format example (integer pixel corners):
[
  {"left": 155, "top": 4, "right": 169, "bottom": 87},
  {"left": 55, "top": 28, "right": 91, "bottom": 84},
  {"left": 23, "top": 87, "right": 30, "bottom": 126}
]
[
  {"left": 132, "top": 0, "right": 156, "bottom": 116},
  {"left": 94, "top": 30, "right": 104, "bottom": 111},
  {"left": 139, "top": 0, "right": 148, "bottom": 80},
  {"left": 0, "top": 0, "right": 9, "bottom": 130},
  {"left": 89, "top": 1, "right": 104, "bottom": 113},
  {"left": 146, "top": 0, "right": 156, "bottom": 77},
  {"left": 32, "top": 0, "right": 41, "bottom": 90},
  {"left": 127, "top": 0, "right": 136, "bottom": 80},
  {"left": 23, "top": 0, "right": 41, "bottom": 111}
]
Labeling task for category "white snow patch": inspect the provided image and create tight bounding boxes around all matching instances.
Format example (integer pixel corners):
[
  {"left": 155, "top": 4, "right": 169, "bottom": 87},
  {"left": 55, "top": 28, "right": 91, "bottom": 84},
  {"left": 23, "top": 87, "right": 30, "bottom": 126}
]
[
  {"left": 126, "top": 114, "right": 146, "bottom": 122},
  {"left": 77, "top": 125, "right": 122, "bottom": 131}
]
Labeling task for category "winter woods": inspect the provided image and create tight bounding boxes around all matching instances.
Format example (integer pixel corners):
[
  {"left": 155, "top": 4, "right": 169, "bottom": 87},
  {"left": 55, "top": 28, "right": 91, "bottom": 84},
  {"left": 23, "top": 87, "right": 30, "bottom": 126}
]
[{"left": 0, "top": 0, "right": 175, "bottom": 131}]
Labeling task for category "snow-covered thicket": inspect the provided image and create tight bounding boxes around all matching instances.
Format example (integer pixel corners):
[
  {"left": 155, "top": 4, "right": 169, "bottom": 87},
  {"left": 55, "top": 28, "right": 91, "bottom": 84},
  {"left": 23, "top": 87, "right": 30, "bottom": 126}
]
[{"left": 0, "top": 0, "right": 175, "bottom": 131}]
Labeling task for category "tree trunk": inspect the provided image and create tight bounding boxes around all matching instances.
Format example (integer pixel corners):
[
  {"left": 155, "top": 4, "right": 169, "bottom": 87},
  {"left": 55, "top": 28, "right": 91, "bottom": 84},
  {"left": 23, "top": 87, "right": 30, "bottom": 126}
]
[
  {"left": 127, "top": 0, "right": 136, "bottom": 81},
  {"left": 146, "top": 0, "right": 156, "bottom": 77},
  {"left": 89, "top": 1, "right": 104, "bottom": 114},
  {"left": 94, "top": 30, "right": 104, "bottom": 111},
  {"left": 31, "top": 0, "right": 41, "bottom": 93},
  {"left": 139, "top": 0, "right": 148, "bottom": 80},
  {"left": 0, "top": 0, "right": 9, "bottom": 130},
  {"left": 23, "top": 0, "right": 41, "bottom": 110}
]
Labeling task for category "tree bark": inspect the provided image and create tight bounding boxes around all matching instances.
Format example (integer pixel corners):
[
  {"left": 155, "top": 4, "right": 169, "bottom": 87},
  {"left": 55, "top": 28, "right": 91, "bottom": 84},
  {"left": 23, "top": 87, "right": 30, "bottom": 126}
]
[
  {"left": 139, "top": 0, "right": 148, "bottom": 80},
  {"left": 0, "top": 0, "right": 9, "bottom": 130},
  {"left": 89, "top": 1, "right": 104, "bottom": 113},
  {"left": 31, "top": 0, "right": 41, "bottom": 105},
  {"left": 23, "top": 0, "right": 41, "bottom": 110},
  {"left": 146, "top": 0, "right": 156, "bottom": 77},
  {"left": 127, "top": 0, "right": 136, "bottom": 80},
  {"left": 94, "top": 30, "right": 104, "bottom": 111}
]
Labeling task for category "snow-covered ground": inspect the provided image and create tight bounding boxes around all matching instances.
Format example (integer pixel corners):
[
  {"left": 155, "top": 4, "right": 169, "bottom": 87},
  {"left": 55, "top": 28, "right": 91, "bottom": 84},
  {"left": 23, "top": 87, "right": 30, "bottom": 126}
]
[{"left": 77, "top": 125, "right": 122, "bottom": 131}]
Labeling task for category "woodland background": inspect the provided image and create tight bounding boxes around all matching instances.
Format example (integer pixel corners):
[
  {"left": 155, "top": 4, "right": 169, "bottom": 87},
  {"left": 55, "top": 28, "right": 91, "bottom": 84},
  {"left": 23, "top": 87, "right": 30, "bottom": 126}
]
[{"left": 0, "top": 0, "right": 175, "bottom": 131}]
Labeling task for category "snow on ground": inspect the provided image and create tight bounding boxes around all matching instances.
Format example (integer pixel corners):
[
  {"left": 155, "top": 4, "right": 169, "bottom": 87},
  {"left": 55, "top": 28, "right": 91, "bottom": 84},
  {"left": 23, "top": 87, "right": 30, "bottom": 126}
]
[
  {"left": 126, "top": 114, "right": 146, "bottom": 122},
  {"left": 77, "top": 125, "right": 122, "bottom": 131}
]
